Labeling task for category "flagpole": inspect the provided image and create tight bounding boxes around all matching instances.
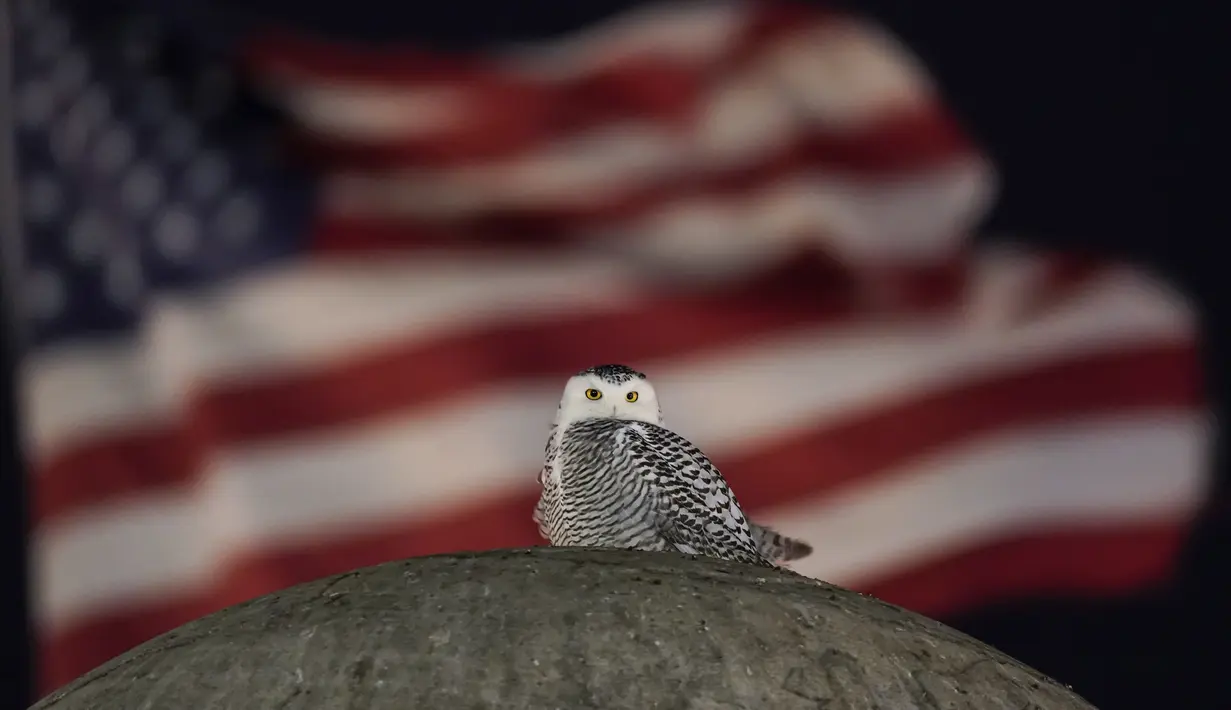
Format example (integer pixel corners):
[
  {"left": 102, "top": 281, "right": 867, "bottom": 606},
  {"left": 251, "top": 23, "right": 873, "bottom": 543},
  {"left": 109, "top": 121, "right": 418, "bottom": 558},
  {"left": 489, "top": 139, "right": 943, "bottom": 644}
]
[{"left": 0, "top": 0, "right": 36, "bottom": 705}]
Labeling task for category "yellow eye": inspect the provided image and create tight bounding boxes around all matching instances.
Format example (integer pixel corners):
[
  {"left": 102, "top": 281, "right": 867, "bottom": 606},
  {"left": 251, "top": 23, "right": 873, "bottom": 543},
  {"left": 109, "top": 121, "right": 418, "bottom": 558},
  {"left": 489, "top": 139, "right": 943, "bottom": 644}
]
[
  {"left": 625, "top": 391, "right": 639, "bottom": 403},
  {"left": 585, "top": 388, "right": 603, "bottom": 400}
]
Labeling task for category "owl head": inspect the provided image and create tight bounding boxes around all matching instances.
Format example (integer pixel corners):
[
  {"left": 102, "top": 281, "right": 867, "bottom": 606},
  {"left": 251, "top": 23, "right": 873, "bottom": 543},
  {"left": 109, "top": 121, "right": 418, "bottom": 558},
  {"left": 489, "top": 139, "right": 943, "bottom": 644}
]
[{"left": 555, "top": 364, "right": 663, "bottom": 427}]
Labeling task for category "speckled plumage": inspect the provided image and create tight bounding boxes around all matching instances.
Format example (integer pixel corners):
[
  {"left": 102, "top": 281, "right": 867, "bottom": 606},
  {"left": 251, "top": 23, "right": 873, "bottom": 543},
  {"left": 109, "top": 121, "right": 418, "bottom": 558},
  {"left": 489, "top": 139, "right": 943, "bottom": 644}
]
[{"left": 534, "top": 364, "right": 812, "bottom": 567}]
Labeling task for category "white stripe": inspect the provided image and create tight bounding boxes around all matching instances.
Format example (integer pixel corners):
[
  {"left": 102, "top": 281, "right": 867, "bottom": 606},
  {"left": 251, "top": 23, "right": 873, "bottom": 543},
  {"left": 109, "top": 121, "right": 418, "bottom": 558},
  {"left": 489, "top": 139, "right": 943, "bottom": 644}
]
[
  {"left": 595, "top": 159, "right": 995, "bottom": 284},
  {"left": 761, "top": 19, "right": 935, "bottom": 129},
  {"left": 20, "top": 340, "right": 171, "bottom": 458},
  {"left": 267, "top": 83, "right": 466, "bottom": 144},
  {"left": 764, "top": 414, "right": 1206, "bottom": 586},
  {"left": 32, "top": 268, "right": 1197, "bottom": 630},
  {"left": 966, "top": 242, "right": 1055, "bottom": 330}
]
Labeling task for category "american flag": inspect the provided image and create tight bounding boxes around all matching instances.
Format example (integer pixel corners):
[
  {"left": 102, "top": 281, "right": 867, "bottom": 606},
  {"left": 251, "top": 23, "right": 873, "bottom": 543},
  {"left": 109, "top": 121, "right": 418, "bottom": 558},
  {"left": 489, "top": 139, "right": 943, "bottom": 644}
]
[{"left": 13, "top": 0, "right": 1206, "bottom": 696}]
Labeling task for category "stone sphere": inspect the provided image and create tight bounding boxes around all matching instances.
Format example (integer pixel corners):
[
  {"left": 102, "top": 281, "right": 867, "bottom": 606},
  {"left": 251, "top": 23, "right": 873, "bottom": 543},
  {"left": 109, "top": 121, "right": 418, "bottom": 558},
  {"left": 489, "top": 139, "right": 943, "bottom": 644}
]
[{"left": 33, "top": 547, "right": 1096, "bottom": 709}]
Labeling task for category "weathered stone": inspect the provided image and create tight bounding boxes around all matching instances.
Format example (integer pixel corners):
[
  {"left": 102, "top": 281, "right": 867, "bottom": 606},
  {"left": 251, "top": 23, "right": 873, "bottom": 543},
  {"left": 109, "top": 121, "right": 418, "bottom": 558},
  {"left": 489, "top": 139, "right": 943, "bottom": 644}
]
[{"left": 33, "top": 547, "right": 1097, "bottom": 709}]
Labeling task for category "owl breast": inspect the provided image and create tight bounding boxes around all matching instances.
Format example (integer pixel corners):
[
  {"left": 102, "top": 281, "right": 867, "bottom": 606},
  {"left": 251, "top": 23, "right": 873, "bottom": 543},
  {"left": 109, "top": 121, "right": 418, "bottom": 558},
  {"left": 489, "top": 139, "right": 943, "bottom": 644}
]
[{"left": 536, "top": 418, "right": 664, "bottom": 550}]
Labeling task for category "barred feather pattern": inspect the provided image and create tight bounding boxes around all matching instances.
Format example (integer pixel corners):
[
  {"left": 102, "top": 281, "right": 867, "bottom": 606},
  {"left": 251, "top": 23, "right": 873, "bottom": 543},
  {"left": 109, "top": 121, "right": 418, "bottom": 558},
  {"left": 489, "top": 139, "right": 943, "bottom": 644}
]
[
  {"left": 749, "top": 522, "right": 813, "bottom": 562},
  {"left": 535, "top": 417, "right": 773, "bottom": 567}
]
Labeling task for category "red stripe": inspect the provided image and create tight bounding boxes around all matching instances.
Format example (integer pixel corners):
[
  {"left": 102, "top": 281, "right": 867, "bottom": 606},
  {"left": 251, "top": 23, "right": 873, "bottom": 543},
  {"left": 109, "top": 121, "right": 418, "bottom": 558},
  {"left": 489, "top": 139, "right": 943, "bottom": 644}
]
[
  {"left": 860, "top": 521, "right": 1189, "bottom": 618},
  {"left": 1032, "top": 253, "right": 1113, "bottom": 315},
  {"left": 34, "top": 425, "right": 211, "bottom": 530},
  {"left": 38, "top": 518, "right": 1188, "bottom": 697},
  {"left": 295, "top": 102, "right": 967, "bottom": 176}
]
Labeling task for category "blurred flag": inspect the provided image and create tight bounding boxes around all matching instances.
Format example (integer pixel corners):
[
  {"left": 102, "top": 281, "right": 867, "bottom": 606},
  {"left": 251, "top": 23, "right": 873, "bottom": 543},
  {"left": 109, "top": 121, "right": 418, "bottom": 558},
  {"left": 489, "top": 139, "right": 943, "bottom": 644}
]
[{"left": 11, "top": 0, "right": 1205, "bottom": 695}]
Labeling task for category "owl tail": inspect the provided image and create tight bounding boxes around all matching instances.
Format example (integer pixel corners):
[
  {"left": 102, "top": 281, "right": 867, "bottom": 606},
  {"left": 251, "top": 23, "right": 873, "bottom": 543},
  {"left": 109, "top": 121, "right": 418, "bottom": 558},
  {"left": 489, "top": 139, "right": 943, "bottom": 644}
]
[{"left": 749, "top": 523, "right": 813, "bottom": 563}]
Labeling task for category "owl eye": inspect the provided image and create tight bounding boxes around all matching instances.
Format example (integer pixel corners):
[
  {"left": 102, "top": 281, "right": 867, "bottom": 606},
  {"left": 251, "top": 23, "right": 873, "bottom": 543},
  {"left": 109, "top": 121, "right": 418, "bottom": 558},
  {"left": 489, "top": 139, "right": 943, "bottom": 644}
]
[
  {"left": 625, "top": 391, "right": 639, "bottom": 403},
  {"left": 585, "top": 388, "right": 603, "bottom": 400}
]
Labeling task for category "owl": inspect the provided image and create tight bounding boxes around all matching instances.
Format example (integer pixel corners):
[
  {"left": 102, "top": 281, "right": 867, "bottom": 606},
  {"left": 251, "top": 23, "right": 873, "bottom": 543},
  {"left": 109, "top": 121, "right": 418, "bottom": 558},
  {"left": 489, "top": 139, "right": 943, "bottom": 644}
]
[{"left": 533, "top": 364, "right": 812, "bottom": 567}]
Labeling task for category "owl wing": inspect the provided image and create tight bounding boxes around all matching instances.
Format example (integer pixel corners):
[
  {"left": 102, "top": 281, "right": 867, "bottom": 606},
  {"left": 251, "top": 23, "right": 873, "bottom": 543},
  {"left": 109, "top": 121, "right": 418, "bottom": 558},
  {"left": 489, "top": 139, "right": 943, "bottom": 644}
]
[
  {"left": 622, "top": 422, "right": 772, "bottom": 567},
  {"left": 532, "top": 492, "right": 549, "bottom": 540},
  {"left": 533, "top": 431, "right": 555, "bottom": 541}
]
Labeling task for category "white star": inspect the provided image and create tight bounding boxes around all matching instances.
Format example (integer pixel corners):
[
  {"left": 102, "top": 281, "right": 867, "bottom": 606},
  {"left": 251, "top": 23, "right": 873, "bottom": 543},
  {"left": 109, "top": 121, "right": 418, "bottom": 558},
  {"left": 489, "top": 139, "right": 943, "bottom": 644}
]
[
  {"left": 50, "top": 115, "right": 89, "bottom": 165},
  {"left": 73, "top": 85, "right": 112, "bottom": 130},
  {"left": 121, "top": 164, "right": 164, "bottom": 216},
  {"left": 93, "top": 124, "right": 135, "bottom": 175},
  {"left": 154, "top": 207, "right": 200, "bottom": 262},
  {"left": 68, "top": 211, "right": 111, "bottom": 263},
  {"left": 52, "top": 87, "right": 110, "bottom": 164}
]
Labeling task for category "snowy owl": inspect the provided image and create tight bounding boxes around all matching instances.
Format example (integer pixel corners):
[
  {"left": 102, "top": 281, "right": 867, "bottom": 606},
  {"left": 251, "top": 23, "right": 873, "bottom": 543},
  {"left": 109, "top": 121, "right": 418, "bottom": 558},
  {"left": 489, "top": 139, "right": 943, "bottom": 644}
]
[{"left": 533, "top": 364, "right": 811, "bottom": 567}]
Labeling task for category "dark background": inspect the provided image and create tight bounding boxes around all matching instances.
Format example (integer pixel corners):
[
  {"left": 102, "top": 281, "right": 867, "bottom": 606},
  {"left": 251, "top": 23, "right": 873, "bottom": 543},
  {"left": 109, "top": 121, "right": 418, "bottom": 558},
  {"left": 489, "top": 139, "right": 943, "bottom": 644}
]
[{"left": 3, "top": 1, "right": 1226, "bottom": 707}]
